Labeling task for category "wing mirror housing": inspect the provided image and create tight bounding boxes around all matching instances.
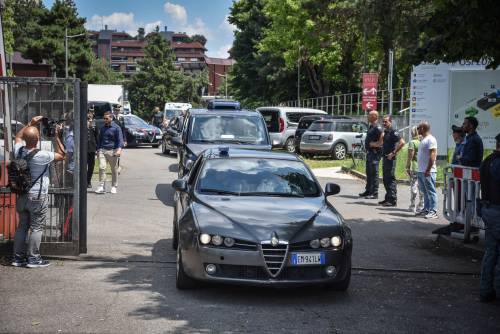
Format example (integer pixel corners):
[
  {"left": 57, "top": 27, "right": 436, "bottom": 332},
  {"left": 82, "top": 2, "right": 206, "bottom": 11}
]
[
  {"left": 324, "top": 183, "right": 340, "bottom": 197},
  {"left": 355, "top": 133, "right": 363, "bottom": 139},
  {"left": 172, "top": 179, "right": 188, "bottom": 192}
]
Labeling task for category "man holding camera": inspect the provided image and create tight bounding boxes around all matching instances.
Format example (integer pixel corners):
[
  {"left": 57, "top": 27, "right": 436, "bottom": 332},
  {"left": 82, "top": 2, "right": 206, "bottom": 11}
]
[
  {"left": 11, "top": 116, "right": 66, "bottom": 268},
  {"left": 95, "top": 111, "right": 124, "bottom": 194}
]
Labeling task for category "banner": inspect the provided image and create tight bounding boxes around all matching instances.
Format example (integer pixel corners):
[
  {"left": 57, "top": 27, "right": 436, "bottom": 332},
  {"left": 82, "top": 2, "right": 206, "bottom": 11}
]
[{"left": 362, "top": 73, "right": 378, "bottom": 111}]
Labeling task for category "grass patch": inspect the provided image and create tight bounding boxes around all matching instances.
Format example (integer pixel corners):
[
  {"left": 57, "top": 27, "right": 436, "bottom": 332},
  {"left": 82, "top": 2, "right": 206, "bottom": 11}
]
[{"left": 302, "top": 157, "right": 353, "bottom": 169}]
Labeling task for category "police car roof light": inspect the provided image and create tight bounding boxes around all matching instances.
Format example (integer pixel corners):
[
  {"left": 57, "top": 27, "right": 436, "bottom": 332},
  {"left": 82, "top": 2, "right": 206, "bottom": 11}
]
[{"left": 218, "top": 146, "right": 230, "bottom": 156}]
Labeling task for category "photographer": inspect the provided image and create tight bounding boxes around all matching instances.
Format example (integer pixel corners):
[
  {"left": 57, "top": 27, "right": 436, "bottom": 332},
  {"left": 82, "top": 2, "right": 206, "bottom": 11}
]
[
  {"left": 95, "top": 111, "right": 124, "bottom": 194},
  {"left": 11, "top": 116, "right": 66, "bottom": 268}
]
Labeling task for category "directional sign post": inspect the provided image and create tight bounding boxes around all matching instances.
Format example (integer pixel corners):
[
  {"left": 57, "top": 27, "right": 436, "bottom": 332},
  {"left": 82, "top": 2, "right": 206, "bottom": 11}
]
[{"left": 362, "top": 73, "right": 378, "bottom": 112}]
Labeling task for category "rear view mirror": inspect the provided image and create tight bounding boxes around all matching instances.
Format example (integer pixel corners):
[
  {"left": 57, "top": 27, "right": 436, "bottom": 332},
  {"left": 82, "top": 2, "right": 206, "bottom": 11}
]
[
  {"left": 172, "top": 179, "right": 187, "bottom": 192},
  {"left": 355, "top": 133, "right": 363, "bottom": 138},
  {"left": 324, "top": 183, "right": 340, "bottom": 197}
]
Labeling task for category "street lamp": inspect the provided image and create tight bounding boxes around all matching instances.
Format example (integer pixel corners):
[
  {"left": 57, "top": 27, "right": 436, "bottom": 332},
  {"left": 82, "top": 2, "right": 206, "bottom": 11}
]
[
  {"left": 65, "top": 27, "right": 86, "bottom": 78},
  {"left": 214, "top": 72, "right": 227, "bottom": 99},
  {"left": 297, "top": 45, "right": 303, "bottom": 108}
]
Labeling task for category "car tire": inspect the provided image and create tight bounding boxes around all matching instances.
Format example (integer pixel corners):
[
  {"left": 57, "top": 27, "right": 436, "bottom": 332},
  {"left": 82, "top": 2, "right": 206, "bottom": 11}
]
[
  {"left": 285, "top": 137, "right": 296, "bottom": 153},
  {"left": 172, "top": 209, "right": 178, "bottom": 250},
  {"left": 176, "top": 245, "right": 197, "bottom": 290},
  {"left": 332, "top": 143, "right": 347, "bottom": 160}
]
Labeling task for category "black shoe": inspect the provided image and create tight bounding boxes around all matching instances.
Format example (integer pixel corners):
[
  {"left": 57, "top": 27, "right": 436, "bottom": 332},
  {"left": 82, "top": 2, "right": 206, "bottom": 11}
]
[
  {"left": 382, "top": 201, "right": 397, "bottom": 207},
  {"left": 365, "top": 194, "right": 378, "bottom": 199},
  {"left": 359, "top": 191, "right": 370, "bottom": 197},
  {"left": 480, "top": 293, "right": 496, "bottom": 303},
  {"left": 378, "top": 200, "right": 388, "bottom": 205}
]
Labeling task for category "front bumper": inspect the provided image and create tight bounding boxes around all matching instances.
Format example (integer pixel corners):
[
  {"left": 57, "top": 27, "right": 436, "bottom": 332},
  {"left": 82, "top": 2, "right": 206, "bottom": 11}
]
[
  {"left": 129, "top": 133, "right": 162, "bottom": 146},
  {"left": 300, "top": 141, "right": 334, "bottom": 154},
  {"left": 181, "top": 244, "right": 352, "bottom": 287}
]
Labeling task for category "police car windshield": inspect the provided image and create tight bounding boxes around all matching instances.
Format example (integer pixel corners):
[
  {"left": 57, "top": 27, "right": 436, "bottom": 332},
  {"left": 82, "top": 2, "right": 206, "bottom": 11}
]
[
  {"left": 197, "top": 158, "right": 320, "bottom": 197},
  {"left": 189, "top": 115, "right": 268, "bottom": 145}
]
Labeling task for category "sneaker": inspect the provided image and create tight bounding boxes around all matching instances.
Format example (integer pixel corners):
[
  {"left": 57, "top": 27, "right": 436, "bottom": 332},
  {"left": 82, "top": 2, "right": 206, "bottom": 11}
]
[
  {"left": 415, "top": 210, "right": 428, "bottom": 217},
  {"left": 110, "top": 186, "right": 117, "bottom": 194},
  {"left": 11, "top": 257, "right": 27, "bottom": 267},
  {"left": 382, "top": 201, "right": 397, "bottom": 207},
  {"left": 359, "top": 191, "right": 370, "bottom": 197},
  {"left": 26, "top": 259, "right": 50, "bottom": 268},
  {"left": 365, "top": 194, "right": 378, "bottom": 199},
  {"left": 378, "top": 200, "right": 388, "bottom": 205},
  {"left": 95, "top": 186, "right": 105, "bottom": 194},
  {"left": 425, "top": 211, "right": 438, "bottom": 219}
]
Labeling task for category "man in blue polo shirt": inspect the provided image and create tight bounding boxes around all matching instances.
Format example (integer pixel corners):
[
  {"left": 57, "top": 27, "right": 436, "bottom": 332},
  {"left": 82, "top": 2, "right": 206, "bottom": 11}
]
[{"left": 95, "top": 111, "right": 124, "bottom": 194}]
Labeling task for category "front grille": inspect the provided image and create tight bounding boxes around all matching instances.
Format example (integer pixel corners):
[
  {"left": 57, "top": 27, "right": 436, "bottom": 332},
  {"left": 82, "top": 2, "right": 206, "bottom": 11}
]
[
  {"left": 215, "top": 264, "right": 326, "bottom": 281},
  {"left": 261, "top": 243, "right": 288, "bottom": 277}
]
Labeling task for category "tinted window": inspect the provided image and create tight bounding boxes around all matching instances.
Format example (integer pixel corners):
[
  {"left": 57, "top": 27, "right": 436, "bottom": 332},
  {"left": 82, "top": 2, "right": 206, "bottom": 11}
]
[
  {"left": 189, "top": 115, "right": 268, "bottom": 144},
  {"left": 124, "top": 116, "right": 148, "bottom": 127},
  {"left": 259, "top": 109, "right": 279, "bottom": 132},
  {"left": 336, "top": 122, "right": 355, "bottom": 132},
  {"left": 286, "top": 112, "right": 305, "bottom": 123},
  {"left": 197, "top": 158, "right": 319, "bottom": 197},
  {"left": 308, "top": 121, "right": 335, "bottom": 132},
  {"left": 165, "top": 109, "right": 182, "bottom": 118},
  {"left": 298, "top": 118, "right": 318, "bottom": 130}
]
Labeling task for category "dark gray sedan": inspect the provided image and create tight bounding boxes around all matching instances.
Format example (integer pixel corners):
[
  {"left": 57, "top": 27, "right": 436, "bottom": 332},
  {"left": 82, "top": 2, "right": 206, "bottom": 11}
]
[{"left": 172, "top": 148, "right": 352, "bottom": 289}]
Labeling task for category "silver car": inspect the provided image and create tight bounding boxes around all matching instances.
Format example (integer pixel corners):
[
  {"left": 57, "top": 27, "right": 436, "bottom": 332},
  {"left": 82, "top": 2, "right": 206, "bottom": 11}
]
[
  {"left": 300, "top": 119, "right": 367, "bottom": 160},
  {"left": 257, "top": 107, "right": 326, "bottom": 153}
]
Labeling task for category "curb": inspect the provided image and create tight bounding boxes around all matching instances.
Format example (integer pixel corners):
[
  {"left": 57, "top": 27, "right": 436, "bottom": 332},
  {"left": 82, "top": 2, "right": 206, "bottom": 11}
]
[
  {"left": 341, "top": 166, "right": 444, "bottom": 187},
  {"left": 436, "top": 234, "right": 484, "bottom": 258}
]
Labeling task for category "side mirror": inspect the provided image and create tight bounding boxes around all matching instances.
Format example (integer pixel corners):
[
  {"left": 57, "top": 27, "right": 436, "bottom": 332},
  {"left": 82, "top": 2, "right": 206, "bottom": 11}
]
[
  {"left": 185, "top": 159, "right": 194, "bottom": 171},
  {"left": 171, "top": 136, "right": 183, "bottom": 146},
  {"left": 324, "top": 183, "right": 340, "bottom": 197},
  {"left": 355, "top": 133, "right": 363, "bottom": 139},
  {"left": 172, "top": 179, "right": 187, "bottom": 192}
]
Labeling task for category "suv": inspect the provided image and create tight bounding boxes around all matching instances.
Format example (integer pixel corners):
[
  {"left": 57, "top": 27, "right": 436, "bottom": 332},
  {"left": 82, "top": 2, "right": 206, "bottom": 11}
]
[
  {"left": 294, "top": 115, "right": 351, "bottom": 153},
  {"left": 173, "top": 109, "right": 271, "bottom": 176},
  {"left": 257, "top": 107, "right": 326, "bottom": 153},
  {"left": 300, "top": 119, "right": 368, "bottom": 160}
]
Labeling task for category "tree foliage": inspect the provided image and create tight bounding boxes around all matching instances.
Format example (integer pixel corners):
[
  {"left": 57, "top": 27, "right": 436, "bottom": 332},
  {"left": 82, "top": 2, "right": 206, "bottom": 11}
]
[
  {"left": 84, "top": 58, "right": 124, "bottom": 84},
  {"left": 189, "top": 34, "right": 207, "bottom": 46}
]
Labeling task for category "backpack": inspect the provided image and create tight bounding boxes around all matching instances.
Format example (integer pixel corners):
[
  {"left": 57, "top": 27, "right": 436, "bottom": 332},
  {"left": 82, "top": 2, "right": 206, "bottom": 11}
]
[{"left": 7, "top": 148, "right": 46, "bottom": 195}]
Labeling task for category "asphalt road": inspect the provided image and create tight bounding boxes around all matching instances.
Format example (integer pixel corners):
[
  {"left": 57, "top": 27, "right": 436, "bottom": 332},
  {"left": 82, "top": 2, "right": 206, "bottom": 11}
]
[{"left": 1, "top": 147, "right": 499, "bottom": 333}]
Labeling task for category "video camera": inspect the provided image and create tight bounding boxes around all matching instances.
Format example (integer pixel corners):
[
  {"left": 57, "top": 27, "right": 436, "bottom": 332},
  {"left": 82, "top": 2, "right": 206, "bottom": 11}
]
[{"left": 41, "top": 117, "right": 65, "bottom": 138}]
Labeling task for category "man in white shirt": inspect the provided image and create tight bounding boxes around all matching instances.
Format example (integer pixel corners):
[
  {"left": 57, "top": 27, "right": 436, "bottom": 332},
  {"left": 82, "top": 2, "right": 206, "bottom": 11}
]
[{"left": 416, "top": 122, "right": 438, "bottom": 219}]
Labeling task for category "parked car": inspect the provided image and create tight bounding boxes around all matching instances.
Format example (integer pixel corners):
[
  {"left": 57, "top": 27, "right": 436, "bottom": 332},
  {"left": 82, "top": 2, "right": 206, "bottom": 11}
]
[
  {"left": 207, "top": 99, "right": 241, "bottom": 110},
  {"left": 173, "top": 109, "right": 271, "bottom": 177},
  {"left": 122, "top": 114, "right": 162, "bottom": 148},
  {"left": 300, "top": 119, "right": 368, "bottom": 160},
  {"left": 294, "top": 115, "right": 351, "bottom": 153},
  {"left": 257, "top": 107, "right": 326, "bottom": 153},
  {"left": 161, "top": 115, "right": 183, "bottom": 155},
  {"left": 171, "top": 147, "right": 352, "bottom": 289}
]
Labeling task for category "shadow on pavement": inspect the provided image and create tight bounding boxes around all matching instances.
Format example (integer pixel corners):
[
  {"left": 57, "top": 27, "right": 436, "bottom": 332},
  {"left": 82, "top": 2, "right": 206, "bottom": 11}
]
[
  {"left": 155, "top": 184, "right": 175, "bottom": 207},
  {"left": 337, "top": 194, "right": 361, "bottom": 199},
  {"left": 169, "top": 163, "right": 179, "bottom": 173},
  {"left": 346, "top": 201, "right": 379, "bottom": 207}
]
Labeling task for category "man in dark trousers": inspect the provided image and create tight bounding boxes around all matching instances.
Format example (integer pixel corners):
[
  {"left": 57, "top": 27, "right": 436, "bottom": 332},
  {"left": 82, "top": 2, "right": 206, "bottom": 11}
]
[
  {"left": 460, "top": 116, "right": 483, "bottom": 167},
  {"left": 479, "top": 133, "right": 500, "bottom": 303},
  {"left": 151, "top": 106, "right": 163, "bottom": 128},
  {"left": 359, "top": 110, "right": 384, "bottom": 199},
  {"left": 379, "top": 116, "right": 405, "bottom": 206}
]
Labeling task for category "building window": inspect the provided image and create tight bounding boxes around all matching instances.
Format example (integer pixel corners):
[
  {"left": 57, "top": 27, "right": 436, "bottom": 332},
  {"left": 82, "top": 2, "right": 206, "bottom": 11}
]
[{"left": 178, "top": 57, "right": 186, "bottom": 62}]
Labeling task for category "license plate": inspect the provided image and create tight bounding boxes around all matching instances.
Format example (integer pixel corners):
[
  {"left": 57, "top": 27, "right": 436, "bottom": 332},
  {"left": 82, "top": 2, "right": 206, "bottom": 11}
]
[
  {"left": 291, "top": 252, "right": 325, "bottom": 265},
  {"left": 308, "top": 135, "right": 321, "bottom": 140}
]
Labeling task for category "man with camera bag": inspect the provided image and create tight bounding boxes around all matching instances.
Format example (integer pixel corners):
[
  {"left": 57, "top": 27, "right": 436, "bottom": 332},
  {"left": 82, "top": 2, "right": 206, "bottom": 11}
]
[{"left": 10, "top": 116, "right": 66, "bottom": 268}]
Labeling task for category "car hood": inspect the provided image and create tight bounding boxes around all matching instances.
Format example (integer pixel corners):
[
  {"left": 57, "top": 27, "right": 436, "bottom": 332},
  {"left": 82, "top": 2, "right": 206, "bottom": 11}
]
[
  {"left": 186, "top": 143, "right": 271, "bottom": 157},
  {"left": 127, "top": 124, "right": 161, "bottom": 132},
  {"left": 192, "top": 195, "right": 343, "bottom": 243}
]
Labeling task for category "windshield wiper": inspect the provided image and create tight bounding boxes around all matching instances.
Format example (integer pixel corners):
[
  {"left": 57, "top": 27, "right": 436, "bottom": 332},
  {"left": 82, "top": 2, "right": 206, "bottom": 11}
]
[
  {"left": 241, "top": 192, "right": 304, "bottom": 198},
  {"left": 199, "top": 188, "right": 241, "bottom": 196}
]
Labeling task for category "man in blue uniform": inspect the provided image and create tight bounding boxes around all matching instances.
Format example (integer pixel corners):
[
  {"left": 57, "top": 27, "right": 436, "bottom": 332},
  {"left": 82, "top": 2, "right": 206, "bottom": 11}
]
[
  {"left": 451, "top": 125, "right": 465, "bottom": 164},
  {"left": 379, "top": 116, "right": 405, "bottom": 206},
  {"left": 479, "top": 133, "right": 500, "bottom": 303},
  {"left": 460, "top": 116, "right": 483, "bottom": 167},
  {"left": 359, "top": 110, "right": 384, "bottom": 199}
]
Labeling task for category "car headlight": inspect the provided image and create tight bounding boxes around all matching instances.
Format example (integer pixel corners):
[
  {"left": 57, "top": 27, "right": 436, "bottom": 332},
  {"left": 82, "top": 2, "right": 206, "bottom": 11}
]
[
  {"left": 309, "top": 239, "right": 320, "bottom": 249},
  {"left": 223, "top": 237, "right": 235, "bottom": 247},
  {"left": 200, "top": 234, "right": 211, "bottom": 245},
  {"left": 211, "top": 235, "right": 223, "bottom": 246},
  {"left": 320, "top": 237, "right": 330, "bottom": 248},
  {"left": 331, "top": 236, "right": 342, "bottom": 247}
]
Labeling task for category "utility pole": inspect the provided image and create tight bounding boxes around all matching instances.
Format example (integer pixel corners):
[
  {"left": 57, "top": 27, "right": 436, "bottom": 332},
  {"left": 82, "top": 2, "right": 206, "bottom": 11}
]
[
  {"left": 297, "top": 45, "right": 301, "bottom": 107},
  {"left": 65, "top": 29, "right": 86, "bottom": 78},
  {"left": 388, "top": 49, "right": 394, "bottom": 115}
]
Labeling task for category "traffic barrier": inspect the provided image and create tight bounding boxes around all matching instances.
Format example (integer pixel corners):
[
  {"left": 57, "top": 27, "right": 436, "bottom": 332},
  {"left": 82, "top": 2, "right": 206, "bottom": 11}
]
[{"left": 442, "top": 164, "right": 483, "bottom": 242}]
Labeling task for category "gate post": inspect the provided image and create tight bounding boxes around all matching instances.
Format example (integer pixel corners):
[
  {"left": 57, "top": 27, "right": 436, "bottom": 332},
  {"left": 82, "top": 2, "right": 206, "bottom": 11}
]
[{"left": 78, "top": 81, "right": 88, "bottom": 254}]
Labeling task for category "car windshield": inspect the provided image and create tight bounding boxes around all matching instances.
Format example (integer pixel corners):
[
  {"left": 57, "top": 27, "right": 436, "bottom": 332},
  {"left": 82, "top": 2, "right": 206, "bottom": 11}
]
[
  {"left": 124, "top": 116, "right": 148, "bottom": 127},
  {"left": 189, "top": 115, "right": 268, "bottom": 144},
  {"left": 197, "top": 158, "right": 320, "bottom": 197},
  {"left": 165, "top": 109, "right": 182, "bottom": 118},
  {"left": 308, "top": 121, "right": 334, "bottom": 132}
]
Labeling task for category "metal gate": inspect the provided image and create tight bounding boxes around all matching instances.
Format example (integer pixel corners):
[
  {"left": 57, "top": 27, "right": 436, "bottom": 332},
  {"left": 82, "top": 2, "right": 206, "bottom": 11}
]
[{"left": 0, "top": 77, "right": 87, "bottom": 255}]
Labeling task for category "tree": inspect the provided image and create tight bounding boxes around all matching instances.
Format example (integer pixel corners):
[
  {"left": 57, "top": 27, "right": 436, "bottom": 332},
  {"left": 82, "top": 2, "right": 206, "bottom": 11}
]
[
  {"left": 127, "top": 29, "right": 182, "bottom": 119},
  {"left": 137, "top": 27, "right": 145, "bottom": 40},
  {"left": 84, "top": 58, "right": 124, "bottom": 84},
  {"left": 2, "top": 0, "right": 16, "bottom": 55},
  {"left": 175, "top": 70, "right": 208, "bottom": 106},
  {"left": 190, "top": 34, "right": 207, "bottom": 46}
]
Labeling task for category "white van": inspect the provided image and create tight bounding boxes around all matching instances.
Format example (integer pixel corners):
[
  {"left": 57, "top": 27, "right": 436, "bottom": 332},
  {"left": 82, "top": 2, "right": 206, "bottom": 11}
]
[
  {"left": 256, "top": 107, "right": 326, "bottom": 152},
  {"left": 164, "top": 102, "right": 192, "bottom": 126}
]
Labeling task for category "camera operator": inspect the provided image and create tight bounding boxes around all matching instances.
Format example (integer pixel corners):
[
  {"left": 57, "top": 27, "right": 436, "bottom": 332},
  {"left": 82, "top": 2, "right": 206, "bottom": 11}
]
[
  {"left": 95, "top": 111, "right": 124, "bottom": 194},
  {"left": 11, "top": 116, "right": 66, "bottom": 268}
]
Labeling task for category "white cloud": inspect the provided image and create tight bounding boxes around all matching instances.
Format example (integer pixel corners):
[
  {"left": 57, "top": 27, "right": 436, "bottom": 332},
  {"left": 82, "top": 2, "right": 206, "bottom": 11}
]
[
  {"left": 207, "top": 44, "right": 232, "bottom": 59},
  {"left": 182, "top": 17, "right": 212, "bottom": 39},
  {"left": 219, "top": 15, "right": 236, "bottom": 34},
  {"left": 86, "top": 12, "right": 138, "bottom": 35},
  {"left": 145, "top": 21, "right": 163, "bottom": 34},
  {"left": 164, "top": 2, "right": 187, "bottom": 25}
]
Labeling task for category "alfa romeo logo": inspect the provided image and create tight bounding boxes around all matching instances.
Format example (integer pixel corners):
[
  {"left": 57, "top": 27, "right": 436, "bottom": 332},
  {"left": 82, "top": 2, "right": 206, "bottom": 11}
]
[{"left": 270, "top": 232, "right": 279, "bottom": 247}]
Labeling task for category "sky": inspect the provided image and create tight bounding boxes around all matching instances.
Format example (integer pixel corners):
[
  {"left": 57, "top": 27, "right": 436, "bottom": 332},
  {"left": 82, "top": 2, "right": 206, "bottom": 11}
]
[{"left": 43, "top": 0, "right": 236, "bottom": 58}]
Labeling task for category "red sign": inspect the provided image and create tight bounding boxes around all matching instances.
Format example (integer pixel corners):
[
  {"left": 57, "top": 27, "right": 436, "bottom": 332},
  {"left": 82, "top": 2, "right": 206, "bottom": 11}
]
[{"left": 362, "top": 73, "right": 378, "bottom": 111}]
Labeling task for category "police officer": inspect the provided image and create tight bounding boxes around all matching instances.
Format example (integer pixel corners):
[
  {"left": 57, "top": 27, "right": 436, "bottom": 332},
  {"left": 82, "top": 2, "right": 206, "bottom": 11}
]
[
  {"left": 379, "top": 116, "right": 405, "bottom": 206},
  {"left": 479, "top": 132, "right": 500, "bottom": 303},
  {"left": 359, "top": 110, "right": 384, "bottom": 199}
]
